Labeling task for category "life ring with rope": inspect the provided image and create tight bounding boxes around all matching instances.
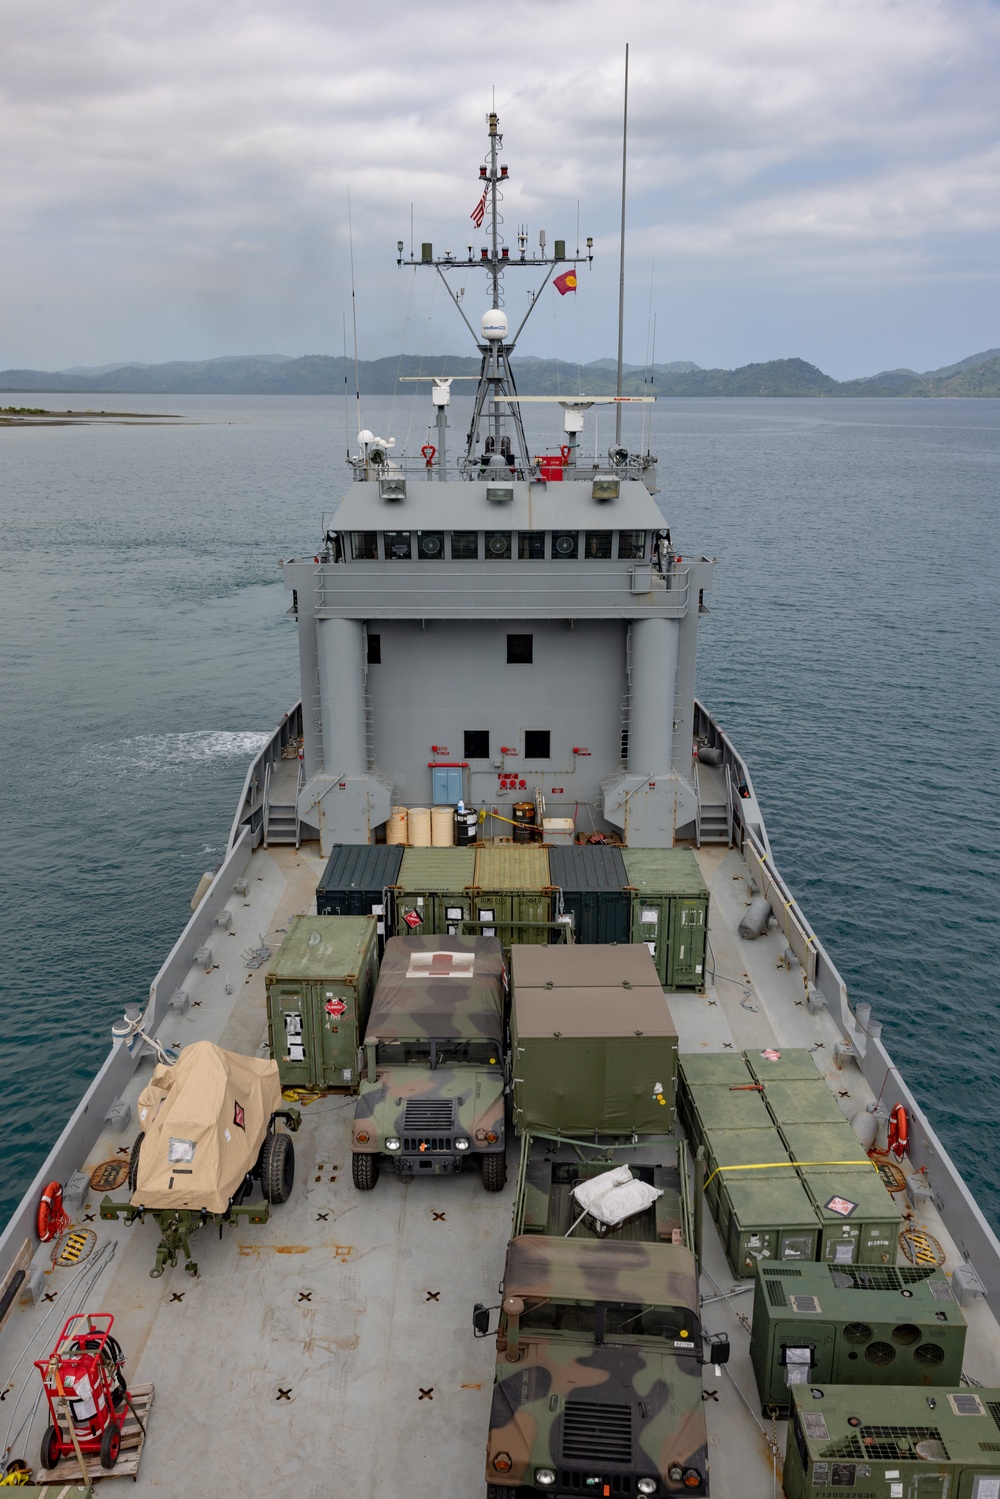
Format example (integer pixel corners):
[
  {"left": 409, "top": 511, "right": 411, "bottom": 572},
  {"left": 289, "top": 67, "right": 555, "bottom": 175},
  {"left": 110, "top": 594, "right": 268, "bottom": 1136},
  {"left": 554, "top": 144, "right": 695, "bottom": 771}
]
[
  {"left": 886, "top": 1103, "right": 908, "bottom": 1161},
  {"left": 559, "top": 444, "right": 571, "bottom": 464},
  {"left": 421, "top": 444, "right": 436, "bottom": 467},
  {"left": 37, "top": 1180, "right": 70, "bottom": 1243}
]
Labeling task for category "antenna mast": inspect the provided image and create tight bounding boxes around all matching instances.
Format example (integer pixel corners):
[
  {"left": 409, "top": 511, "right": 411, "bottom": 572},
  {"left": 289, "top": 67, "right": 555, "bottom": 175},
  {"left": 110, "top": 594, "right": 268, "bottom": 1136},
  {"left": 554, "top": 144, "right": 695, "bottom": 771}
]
[{"left": 615, "top": 44, "right": 630, "bottom": 446}]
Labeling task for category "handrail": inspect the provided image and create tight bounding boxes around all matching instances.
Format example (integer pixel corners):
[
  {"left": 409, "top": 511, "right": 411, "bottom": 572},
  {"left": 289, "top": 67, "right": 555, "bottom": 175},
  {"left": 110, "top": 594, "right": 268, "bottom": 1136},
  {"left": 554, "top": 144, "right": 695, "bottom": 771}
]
[
  {"left": 294, "top": 757, "right": 303, "bottom": 850},
  {"left": 262, "top": 759, "right": 272, "bottom": 847},
  {"left": 692, "top": 758, "right": 702, "bottom": 849},
  {"left": 226, "top": 702, "right": 303, "bottom": 853}
]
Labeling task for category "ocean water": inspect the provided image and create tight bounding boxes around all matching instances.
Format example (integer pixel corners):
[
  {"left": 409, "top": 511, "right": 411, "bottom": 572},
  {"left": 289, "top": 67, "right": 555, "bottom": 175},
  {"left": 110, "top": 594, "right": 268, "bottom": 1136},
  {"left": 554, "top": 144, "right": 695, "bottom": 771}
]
[{"left": 1, "top": 393, "right": 997, "bottom": 1227}]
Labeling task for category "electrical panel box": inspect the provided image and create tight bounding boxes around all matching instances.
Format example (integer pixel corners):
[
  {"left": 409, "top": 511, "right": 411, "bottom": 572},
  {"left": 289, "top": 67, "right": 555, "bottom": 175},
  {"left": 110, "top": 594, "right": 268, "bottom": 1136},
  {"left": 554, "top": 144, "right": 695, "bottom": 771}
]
[
  {"left": 751, "top": 1262, "right": 967, "bottom": 1416},
  {"left": 266, "top": 915, "right": 379, "bottom": 1092},
  {"left": 783, "top": 1385, "right": 1000, "bottom": 1499},
  {"left": 622, "top": 848, "right": 709, "bottom": 989},
  {"left": 392, "top": 848, "right": 477, "bottom": 938}
]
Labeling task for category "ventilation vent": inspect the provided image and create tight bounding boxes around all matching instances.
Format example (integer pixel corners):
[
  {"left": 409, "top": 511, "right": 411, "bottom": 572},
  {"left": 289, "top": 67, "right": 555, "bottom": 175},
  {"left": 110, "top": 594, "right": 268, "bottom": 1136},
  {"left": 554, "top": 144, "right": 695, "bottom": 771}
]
[
  {"left": 986, "top": 1401, "right": 1000, "bottom": 1434},
  {"left": 842, "top": 1322, "right": 873, "bottom": 1345},
  {"left": 891, "top": 1324, "right": 921, "bottom": 1347},
  {"left": 864, "top": 1341, "right": 895, "bottom": 1367},
  {"left": 562, "top": 1402, "right": 633, "bottom": 1466},
  {"left": 403, "top": 1100, "right": 455, "bottom": 1131},
  {"left": 914, "top": 1344, "right": 945, "bottom": 1367},
  {"left": 980, "top": 1443, "right": 1000, "bottom": 1453},
  {"left": 827, "top": 1264, "right": 934, "bottom": 1292},
  {"left": 766, "top": 1279, "right": 789, "bottom": 1309},
  {"left": 822, "top": 1427, "right": 946, "bottom": 1462}
]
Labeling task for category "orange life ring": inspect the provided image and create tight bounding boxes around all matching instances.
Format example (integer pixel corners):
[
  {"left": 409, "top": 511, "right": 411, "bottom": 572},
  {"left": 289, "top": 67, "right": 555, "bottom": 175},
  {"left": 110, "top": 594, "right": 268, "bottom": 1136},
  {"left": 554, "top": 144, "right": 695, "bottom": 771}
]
[
  {"left": 887, "top": 1103, "right": 908, "bottom": 1161},
  {"left": 38, "top": 1181, "right": 69, "bottom": 1243},
  {"left": 421, "top": 444, "right": 436, "bottom": 467}
]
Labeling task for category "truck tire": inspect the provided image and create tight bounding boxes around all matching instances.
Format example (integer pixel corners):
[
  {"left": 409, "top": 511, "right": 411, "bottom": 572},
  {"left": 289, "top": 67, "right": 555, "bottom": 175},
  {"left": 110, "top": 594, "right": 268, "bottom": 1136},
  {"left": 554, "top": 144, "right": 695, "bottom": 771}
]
[
  {"left": 127, "top": 1132, "right": 144, "bottom": 1195},
  {"left": 352, "top": 1152, "right": 379, "bottom": 1191},
  {"left": 482, "top": 1151, "right": 507, "bottom": 1192},
  {"left": 260, "top": 1132, "right": 295, "bottom": 1204}
]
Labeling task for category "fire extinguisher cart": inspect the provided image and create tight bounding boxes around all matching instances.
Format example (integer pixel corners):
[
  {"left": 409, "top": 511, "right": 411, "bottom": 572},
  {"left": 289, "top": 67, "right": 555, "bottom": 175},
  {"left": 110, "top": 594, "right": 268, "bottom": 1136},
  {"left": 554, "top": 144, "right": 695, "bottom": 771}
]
[{"left": 34, "top": 1312, "right": 154, "bottom": 1483}]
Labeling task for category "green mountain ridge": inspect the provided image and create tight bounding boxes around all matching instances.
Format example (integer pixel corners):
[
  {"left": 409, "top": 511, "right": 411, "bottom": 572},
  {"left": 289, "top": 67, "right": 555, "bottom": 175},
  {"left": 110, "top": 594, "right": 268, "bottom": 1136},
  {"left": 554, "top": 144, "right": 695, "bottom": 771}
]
[{"left": 1, "top": 349, "right": 999, "bottom": 397}]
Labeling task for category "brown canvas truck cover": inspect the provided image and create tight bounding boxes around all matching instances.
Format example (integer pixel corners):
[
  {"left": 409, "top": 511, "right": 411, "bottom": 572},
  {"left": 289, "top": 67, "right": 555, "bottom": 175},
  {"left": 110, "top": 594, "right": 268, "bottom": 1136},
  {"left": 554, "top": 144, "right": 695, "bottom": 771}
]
[
  {"left": 364, "top": 934, "right": 505, "bottom": 1045},
  {"left": 511, "top": 944, "right": 678, "bottom": 1134},
  {"left": 131, "top": 1040, "right": 283, "bottom": 1214}
]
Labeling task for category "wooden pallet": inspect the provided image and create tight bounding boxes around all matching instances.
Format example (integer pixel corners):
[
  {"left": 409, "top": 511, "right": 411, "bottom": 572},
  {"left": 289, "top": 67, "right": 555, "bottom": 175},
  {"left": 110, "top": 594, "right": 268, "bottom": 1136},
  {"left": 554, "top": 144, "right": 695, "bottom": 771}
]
[{"left": 36, "top": 1383, "right": 154, "bottom": 1485}]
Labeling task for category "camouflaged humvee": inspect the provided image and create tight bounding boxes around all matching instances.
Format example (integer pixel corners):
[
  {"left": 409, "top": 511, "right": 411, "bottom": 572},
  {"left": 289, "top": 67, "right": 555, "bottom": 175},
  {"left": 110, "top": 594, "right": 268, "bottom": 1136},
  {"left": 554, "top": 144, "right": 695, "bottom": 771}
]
[
  {"left": 480, "top": 1133, "right": 717, "bottom": 1494},
  {"left": 351, "top": 935, "right": 508, "bottom": 1191}
]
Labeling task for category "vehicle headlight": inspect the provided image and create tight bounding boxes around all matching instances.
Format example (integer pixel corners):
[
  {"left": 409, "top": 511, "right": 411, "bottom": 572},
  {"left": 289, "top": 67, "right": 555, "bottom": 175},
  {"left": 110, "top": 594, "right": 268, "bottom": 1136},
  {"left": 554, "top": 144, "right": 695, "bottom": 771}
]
[
  {"left": 454, "top": 1137, "right": 471, "bottom": 1151},
  {"left": 385, "top": 1137, "right": 401, "bottom": 1151},
  {"left": 638, "top": 1481, "right": 658, "bottom": 1496},
  {"left": 535, "top": 1470, "right": 556, "bottom": 1487}
]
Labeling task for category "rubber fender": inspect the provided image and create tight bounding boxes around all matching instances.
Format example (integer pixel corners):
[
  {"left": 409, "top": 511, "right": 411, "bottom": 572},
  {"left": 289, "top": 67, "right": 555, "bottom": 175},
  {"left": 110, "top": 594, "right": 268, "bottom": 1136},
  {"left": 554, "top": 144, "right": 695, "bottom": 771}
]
[
  {"left": 697, "top": 745, "right": 723, "bottom": 766},
  {"left": 738, "top": 896, "right": 772, "bottom": 940},
  {"left": 850, "top": 1109, "right": 879, "bottom": 1151}
]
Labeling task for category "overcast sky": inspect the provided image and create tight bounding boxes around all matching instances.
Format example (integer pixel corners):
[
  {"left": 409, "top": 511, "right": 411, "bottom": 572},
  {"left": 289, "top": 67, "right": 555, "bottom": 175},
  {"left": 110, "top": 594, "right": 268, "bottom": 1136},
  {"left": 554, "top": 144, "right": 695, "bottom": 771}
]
[{"left": 2, "top": 0, "right": 998, "bottom": 379}]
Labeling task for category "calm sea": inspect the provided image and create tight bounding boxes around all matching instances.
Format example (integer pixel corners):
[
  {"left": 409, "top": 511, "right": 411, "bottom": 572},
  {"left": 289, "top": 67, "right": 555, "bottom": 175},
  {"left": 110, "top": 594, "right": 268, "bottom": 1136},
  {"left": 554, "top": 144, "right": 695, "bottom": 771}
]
[{"left": 1, "top": 393, "right": 997, "bottom": 1225}]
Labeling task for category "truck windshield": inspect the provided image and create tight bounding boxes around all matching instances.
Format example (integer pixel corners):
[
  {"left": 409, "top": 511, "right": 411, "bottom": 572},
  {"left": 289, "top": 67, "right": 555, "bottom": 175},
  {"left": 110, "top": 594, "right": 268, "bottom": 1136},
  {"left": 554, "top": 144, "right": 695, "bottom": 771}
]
[
  {"left": 518, "top": 1298, "right": 697, "bottom": 1342},
  {"left": 376, "top": 1040, "right": 432, "bottom": 1064},
  {"left": 433, "top": 1039, "right": 501, "bottom": 1067}
]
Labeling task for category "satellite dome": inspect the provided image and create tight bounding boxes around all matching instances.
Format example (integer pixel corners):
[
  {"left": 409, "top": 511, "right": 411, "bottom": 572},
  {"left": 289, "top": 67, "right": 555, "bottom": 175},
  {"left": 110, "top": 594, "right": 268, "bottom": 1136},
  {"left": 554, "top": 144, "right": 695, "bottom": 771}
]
[{"left": 481, "top": 310, "right": 508, "bottom": 342}]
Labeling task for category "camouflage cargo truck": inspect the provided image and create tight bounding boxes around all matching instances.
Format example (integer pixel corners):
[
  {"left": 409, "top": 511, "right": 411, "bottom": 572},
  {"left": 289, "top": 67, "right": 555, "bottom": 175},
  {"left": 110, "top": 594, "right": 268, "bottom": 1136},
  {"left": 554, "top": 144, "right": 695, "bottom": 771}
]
[
  {"left": 351, "top": 934, "right": 508, "bottom": 1191},
  {"left": 479, "top": 943, "right": 722, "bottom": 1495}
]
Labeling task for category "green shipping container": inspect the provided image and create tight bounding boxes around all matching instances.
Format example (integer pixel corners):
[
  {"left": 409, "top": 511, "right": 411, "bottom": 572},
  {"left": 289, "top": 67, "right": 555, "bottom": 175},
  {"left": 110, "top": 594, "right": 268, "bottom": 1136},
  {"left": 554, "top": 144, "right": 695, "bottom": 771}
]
[
  {"left": 474, "top": 845, "right": 552, "bottom": 945},
  {"left": 798, "top": 1162, "right": 903, "bottom": 1265},
  {"left": 511, "top": 944, "right": 677, "bottom": 1134},
  {"left": 745, "top": 1047, "right": 823, "bottom": 1083},
  {"left": 677, "top": 1052, "right": 753, "bottom": 1141},
  {"left": 762, "top": 1079, "right": 847, "bottom": 1127},
  {"left": 779, "top": 1122, "right": 873, "bottom": 1171},
  {"left": 722, "top": 1173, "right": 821, "bottom": 1279},
  {"left": 266, "top": 915, "right": 379, "bottom": 1092},
  {"left": 703, "top": 1125, "right": 792, "bottom": 1217},
  {"left": 623, "top": 848, "right": 709, "bottom": 988},
  {"left": 684, "top": 1080, "right": 773, "bottom": 1154},
  {"left": 392, "top": 848, "right": 477, "bottom": 938}
]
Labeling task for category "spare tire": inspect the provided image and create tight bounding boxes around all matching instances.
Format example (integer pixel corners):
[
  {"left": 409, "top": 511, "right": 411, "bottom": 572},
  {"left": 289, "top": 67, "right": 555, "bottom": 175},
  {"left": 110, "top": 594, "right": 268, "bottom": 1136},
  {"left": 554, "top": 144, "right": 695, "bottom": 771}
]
[{"left": 260, "top": 1132, "right": 295, "bottom": 1204}]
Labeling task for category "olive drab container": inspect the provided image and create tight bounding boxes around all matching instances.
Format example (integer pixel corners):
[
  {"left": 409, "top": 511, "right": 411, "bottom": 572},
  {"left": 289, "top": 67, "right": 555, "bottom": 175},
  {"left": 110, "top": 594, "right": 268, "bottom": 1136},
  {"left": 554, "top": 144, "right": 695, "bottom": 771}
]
[
  {"left": 509, "top": 944, "right": 678, "bottom": 1134},
  {"left": 622, "top": 848, "right": 709, "bottom": 989},
  {"left": 266, "top": 915, "right": 379, "bottom": 1092},
  {"left": 315, "top": 844, "right": 404, "bottom": 952},
  {"left": 473, "top": 845, "right": 552, "bottom": 945},
  {"left": 391, "top": 848, "right": 478, "bottom": 938}
]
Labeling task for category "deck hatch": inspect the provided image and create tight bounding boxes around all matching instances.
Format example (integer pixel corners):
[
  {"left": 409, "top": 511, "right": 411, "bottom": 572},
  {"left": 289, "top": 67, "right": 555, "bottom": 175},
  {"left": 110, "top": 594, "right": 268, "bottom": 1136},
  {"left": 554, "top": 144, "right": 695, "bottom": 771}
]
[{"left": 562, "top": 1400, "right": 633, "bottom": 1465}]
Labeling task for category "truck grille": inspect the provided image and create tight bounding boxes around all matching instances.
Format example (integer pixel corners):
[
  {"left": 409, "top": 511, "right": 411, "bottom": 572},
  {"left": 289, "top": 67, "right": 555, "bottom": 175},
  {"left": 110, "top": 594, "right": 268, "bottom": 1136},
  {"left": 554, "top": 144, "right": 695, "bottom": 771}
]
[
  {"left": 562, "top": 1401, "right": 633, "bottom": 1466},
  {"left": 559, "top": 1473, "right": 635, "bottom": 1495},
  {"left": 402, "top": 1099, "right": 455, "bottom": 1152}
]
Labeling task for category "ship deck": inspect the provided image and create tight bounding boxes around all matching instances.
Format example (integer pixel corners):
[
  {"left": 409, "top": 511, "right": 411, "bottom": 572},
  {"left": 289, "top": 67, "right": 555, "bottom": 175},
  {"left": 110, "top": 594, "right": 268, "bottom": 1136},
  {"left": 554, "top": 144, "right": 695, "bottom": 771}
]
[{"left": 2, "top": 838, "right": 997, "bottom": 1497}]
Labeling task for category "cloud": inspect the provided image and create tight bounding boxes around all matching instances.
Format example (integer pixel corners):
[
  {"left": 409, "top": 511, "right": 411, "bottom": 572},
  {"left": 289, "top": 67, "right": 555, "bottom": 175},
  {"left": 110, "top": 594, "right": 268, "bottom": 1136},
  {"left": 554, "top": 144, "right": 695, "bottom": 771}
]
[{"left": 0, "top": 0, "right": 997, "bottom": 370}]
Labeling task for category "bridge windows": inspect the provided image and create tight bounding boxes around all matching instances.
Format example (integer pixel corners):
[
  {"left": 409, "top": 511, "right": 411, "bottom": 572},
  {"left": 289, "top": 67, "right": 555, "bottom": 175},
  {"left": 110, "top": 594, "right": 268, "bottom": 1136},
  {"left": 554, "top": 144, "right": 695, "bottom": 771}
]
[
  {"left": 450, "top": 532, "right": 479, "bottom": 559},
  {"left": 617, "top": 530, "right": 647, "bottom": 559},
  {"left": 485, "top": 532, "right": 512, "bottom": 559},
  {"left": 518, "top": 532, "right": 546, "bottom": 559},
  {"left": 552, "top": 532, "right": 578, "bottom": 558},
  {"left": 584, "top": 531, "right": 613, "bottom": 559},
  {"left": 416, "top": 532, "right": 445, "bottom": 559},
  {"left": 351, "top": 531, "right": 379, "bottom": 560},
  {"left": 384, "top": 531, "right": 412, "bottom": 560}
]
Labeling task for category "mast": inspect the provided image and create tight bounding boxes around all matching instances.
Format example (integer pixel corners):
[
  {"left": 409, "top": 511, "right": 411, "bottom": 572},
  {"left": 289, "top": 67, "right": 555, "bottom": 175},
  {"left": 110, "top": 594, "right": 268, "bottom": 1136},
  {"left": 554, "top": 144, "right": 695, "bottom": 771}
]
[
  {"left": 400, "top": 111, "right": 593, "bottom": 475},
  {"left": 615, "top": 44, "right": 630, "bottom": 447}
]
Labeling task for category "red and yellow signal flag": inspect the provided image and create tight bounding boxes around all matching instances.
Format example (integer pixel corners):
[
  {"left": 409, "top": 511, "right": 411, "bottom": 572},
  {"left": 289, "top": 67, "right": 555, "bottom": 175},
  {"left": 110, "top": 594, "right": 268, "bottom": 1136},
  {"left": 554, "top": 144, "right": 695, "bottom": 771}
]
[{"left": 553, "top": 268, "right": 578, "bottom": 295}]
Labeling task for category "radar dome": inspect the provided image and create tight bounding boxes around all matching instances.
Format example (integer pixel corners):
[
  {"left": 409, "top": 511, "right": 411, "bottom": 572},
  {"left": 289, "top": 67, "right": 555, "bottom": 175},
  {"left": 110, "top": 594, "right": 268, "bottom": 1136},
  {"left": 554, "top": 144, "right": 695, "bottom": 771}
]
[{"left": 481, "top": 310, "right": 508, "bottom": 342}]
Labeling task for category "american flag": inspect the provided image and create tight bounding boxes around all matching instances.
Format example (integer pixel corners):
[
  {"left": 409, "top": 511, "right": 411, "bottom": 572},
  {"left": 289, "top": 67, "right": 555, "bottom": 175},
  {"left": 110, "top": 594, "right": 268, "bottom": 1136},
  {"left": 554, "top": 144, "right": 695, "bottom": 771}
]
[{"left": 470, "top": 187, "right": 487, "bottom": 229}]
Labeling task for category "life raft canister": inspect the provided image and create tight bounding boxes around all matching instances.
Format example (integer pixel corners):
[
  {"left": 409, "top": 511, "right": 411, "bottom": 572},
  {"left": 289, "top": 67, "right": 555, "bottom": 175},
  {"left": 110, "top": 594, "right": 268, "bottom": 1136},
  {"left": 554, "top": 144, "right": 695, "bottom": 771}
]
[
  {"left": 37, "top": 1180, "right": 69, "bottom": 1243},
  {"left": 886, "top": 1103, "right": 909, "bottom": 1161}
]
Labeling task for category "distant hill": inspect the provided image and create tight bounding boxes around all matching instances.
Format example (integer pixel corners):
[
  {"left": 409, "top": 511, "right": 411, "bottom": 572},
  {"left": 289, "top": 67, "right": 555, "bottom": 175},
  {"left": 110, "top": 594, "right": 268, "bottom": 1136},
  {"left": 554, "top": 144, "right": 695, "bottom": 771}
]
[{"left": 1, "top": 348, "right": 998, "bottom": 397}]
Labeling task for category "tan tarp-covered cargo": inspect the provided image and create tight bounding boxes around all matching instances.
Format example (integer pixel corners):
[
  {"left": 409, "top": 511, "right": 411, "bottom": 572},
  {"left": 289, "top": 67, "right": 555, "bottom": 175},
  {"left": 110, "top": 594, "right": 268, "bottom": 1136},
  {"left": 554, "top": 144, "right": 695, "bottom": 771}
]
[{"left": 131, "top": 1040, "right": 283, "bottom": 1213}]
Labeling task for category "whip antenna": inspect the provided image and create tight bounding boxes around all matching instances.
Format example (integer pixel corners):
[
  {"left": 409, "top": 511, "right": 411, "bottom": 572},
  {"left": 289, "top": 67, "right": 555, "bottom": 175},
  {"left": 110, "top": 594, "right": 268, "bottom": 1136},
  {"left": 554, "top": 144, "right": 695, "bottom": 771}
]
[
  {"left": 348, "top": 188, "right": 363, "bottom": 439},
  {"left": 615, "top": 43, "right": 630, "bottom": 446}
]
